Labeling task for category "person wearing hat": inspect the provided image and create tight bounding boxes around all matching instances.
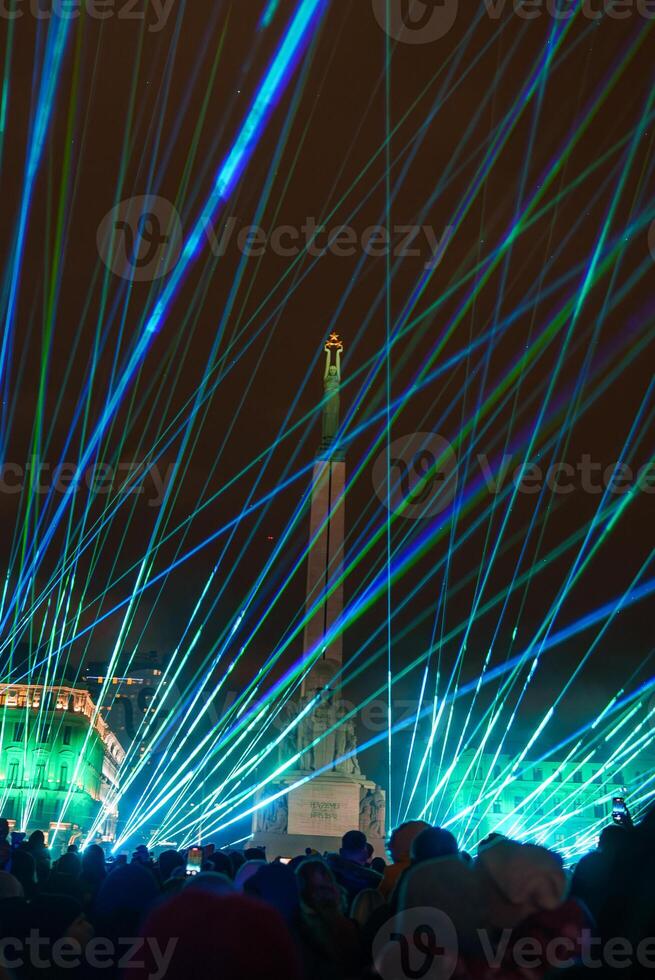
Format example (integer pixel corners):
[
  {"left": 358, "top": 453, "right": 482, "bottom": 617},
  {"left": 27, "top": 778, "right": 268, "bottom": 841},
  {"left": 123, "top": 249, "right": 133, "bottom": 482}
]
[
  {"left": 379, "top": 820, "right": 431, "bottom": 900},
  {"left": 397, "top": 837, "right": 567, "bottom": 956}
]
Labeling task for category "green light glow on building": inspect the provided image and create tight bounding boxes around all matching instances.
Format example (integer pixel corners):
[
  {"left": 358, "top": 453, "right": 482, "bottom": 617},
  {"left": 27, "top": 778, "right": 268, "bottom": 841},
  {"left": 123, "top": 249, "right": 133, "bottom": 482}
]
[
  {"left": 0, "top": 684, "right": 124, "bottom": 847},
  {"left": 439, "top": 748, "right": 649, "bottom": 859}
]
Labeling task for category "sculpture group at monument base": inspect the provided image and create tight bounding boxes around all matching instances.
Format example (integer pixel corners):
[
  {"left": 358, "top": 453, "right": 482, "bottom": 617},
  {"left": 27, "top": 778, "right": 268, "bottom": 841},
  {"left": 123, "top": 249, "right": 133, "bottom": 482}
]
[{"left": 250, "top": 770, "right": 386, "bottom": 859}]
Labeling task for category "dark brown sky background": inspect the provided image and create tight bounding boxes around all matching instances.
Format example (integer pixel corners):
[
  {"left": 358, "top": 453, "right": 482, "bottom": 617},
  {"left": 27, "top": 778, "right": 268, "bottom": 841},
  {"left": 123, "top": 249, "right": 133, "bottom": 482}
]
[{"left": 1, "top": 0, "right": 654, "bottom": 794}]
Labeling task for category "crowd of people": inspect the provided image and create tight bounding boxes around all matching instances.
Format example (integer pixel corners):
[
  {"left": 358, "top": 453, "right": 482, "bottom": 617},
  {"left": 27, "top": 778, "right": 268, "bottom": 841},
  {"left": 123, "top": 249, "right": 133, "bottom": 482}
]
[{"left": 0, "top": 809, "right": 654, "bottom": 978}]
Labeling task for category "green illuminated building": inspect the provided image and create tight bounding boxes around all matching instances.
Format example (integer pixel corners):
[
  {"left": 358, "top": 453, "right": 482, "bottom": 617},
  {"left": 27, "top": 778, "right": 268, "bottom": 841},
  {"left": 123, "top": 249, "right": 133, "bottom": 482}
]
[
  {"left": 444, "top": 748, "right": 650, "bottom": 859},
  {"left": 0, "top": 683, "right": 124, "bottom": 846}
]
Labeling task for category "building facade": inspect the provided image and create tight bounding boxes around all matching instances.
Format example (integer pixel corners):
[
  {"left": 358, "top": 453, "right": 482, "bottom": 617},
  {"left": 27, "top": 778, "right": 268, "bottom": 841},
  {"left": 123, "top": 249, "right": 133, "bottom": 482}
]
[
  {"left": 440, "top": 748, "right": 649, "bottom": 857},
  {"left": 0, "top": 684, "right": 124, "bottom": 845},
  {"left": 83, "top": 652, "right": 165, "bottom": 754}
]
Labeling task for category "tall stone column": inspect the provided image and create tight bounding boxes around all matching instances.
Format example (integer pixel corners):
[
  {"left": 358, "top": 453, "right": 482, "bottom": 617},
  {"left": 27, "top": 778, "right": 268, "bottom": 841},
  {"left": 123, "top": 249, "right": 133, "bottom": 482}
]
[
  {"left": 300, "top": 334, "right": 346, "bottom": 696},
  {"left": 251, "top": 333, "right": 385, "bottom": 857}
]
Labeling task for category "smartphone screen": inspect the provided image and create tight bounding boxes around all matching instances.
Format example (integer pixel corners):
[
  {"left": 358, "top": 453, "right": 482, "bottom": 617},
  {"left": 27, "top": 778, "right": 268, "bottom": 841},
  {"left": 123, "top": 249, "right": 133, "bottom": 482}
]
[
  {"left": 612, "top": 796, "right": 631, "bottom": 826},
  {"left": 186, "top": 847, "right": 203, "bottom": 875}
]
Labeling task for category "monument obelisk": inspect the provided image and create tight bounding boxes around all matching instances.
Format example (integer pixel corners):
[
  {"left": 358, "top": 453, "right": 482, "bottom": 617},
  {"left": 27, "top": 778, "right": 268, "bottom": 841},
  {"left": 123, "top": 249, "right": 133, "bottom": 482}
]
[{"left": 251, "top": 334, "right": 386, "bottom": 857}]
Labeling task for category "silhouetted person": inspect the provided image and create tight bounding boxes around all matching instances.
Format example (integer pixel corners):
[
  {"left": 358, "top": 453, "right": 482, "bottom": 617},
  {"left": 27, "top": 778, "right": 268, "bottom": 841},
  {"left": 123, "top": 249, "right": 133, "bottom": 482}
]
[
  {"left": 410, "top": 826, "right": 459, "bottom": 863},
  {"left": 326, "top": 831, "right": 381, "bottom": 909},
  {"left": 26, "top": 830, "right": 51, "bottom": 884}
]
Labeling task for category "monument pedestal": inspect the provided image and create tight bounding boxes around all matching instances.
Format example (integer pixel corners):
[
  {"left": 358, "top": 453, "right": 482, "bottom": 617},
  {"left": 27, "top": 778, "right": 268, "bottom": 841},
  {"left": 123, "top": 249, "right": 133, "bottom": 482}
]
[{"left": 250, "top": 770, "right": 386, "bottom": 859}]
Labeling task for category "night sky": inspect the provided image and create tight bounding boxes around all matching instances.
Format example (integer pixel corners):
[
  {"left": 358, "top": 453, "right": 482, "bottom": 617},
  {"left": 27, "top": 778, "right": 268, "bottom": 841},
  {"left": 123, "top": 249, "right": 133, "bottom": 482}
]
[{"left": 1, "top": 0, "right": 654, "bottom": 807}]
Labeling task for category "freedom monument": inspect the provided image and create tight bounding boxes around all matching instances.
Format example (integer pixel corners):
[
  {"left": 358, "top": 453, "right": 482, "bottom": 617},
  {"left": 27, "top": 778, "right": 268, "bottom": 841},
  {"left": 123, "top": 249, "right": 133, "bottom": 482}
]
[{"left": 251, "top": 334, "right": 386, "bottom": 857}]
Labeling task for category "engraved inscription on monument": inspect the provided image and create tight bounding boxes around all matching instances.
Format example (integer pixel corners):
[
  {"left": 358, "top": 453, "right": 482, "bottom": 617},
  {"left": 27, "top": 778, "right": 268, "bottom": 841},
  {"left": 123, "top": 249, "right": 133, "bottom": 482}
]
[{"left": 287, "top": 780, "right": 360, "bottom": 836}]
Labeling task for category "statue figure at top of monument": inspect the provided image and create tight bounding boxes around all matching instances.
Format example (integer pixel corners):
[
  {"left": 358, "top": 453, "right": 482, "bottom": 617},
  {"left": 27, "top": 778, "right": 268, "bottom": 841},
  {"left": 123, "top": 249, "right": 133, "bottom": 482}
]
[{"left": 322, "top": 332, "right": 343, "bottom": 447}]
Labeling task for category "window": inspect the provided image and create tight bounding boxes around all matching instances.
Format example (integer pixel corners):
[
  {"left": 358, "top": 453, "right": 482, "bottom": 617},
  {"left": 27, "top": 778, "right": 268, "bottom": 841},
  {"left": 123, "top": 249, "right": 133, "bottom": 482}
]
[
  {"left": 594, "top": 804, "right": 605, "bottom": 819},
  {"left": 533, "top": 768, "right": 543, "bottom": 782},
  {"left": 614, "top": 772, "right": 624, "bottom": 785},
  {"left": 12, "top": 722, "right": 25, "bottom": 742},
  {"left": 8, "top": 762, "right": 20, "bottom": 785},
  {"left": 574, "top": 771, "right": 582, "bottom": 784},
  {"left": 493, "top": 801, "right": 502, "bottom": 814},
  {"left": 34, "top": 763, "right": 46, "bottom": 786},
  {"left": 63, "top": 726, "right": 72, "bottom": 746},
  {"left": 59, "top": 764, "right": 68, "bottom": 787},
  {"left": 38, "top": 724, "right": 51, "bottom": 743}
]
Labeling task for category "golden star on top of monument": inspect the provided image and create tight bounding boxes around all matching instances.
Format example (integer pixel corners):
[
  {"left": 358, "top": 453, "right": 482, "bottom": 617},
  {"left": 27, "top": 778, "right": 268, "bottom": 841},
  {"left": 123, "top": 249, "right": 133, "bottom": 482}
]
[{"left": 325, "top": 332, "right": 344, "bottom": 353}]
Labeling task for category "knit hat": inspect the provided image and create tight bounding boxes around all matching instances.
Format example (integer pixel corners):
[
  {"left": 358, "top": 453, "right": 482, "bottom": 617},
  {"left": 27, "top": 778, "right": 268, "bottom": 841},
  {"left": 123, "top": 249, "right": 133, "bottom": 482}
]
[
  {"left": 388, "top": 820, "right": 431, "bottom": 861},
  {"left": 129, "top": 891, "right": 302, "bottom": 980},
  {"left": 477, "top": 839, "right": 566, "bottom": 912}
]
